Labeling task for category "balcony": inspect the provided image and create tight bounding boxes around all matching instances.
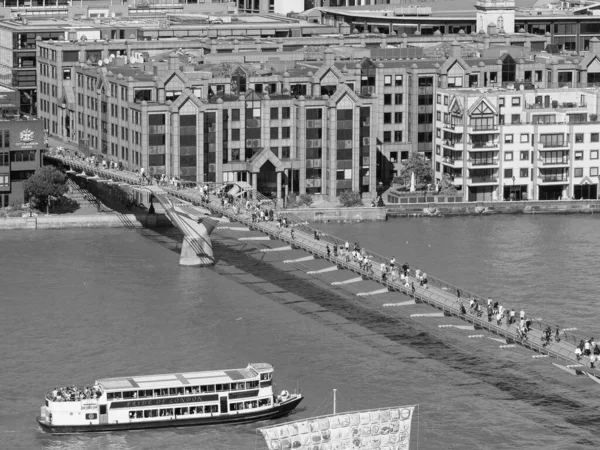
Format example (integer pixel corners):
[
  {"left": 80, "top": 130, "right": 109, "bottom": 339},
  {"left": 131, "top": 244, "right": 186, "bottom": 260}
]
[
  {"left": 538, "top": 142, "right": 569, "bottom": 150},
  {"left": 441, "top": 156, "right": 463, "bottom": 168},
  {"left": 470, "top": 142, "right": 498, "bottom": 149},
  {"left": 467, "top": 158, "right": 499, "bottom": 168},
  {"left": 442, "top": 140, "right": 464, "bottom": 150},
  {"left": 538, "top": 158, "right": 569, "bottom": 167},
  {"left": 442, "top": 122, "right": 464, "bottom": 133},
  {"left": 468, "top": 176, "right": 498, "bottom": 184},
  {"left": 469, "top": 124, "right": 499, "bottom": 133},
  {"left": 526, "top": 102, "right": 586, "bottom": 110},
  {"left": 539, "top": 175, "right": 568, "bottom": 184},
  {"left": 453, "top": 176, "right": 464, "bottom": 185}
]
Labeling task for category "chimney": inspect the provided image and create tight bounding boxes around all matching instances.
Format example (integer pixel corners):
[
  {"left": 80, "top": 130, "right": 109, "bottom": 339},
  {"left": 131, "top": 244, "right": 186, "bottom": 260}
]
[
  {"left": 590, "top": 37, "right": 600, "bottom": 56},
  {"left": 168, "top": 53, "right": 179, "bottom": 70},
  {"left": 450, "top": 40, "right": 461, "bottom": 59},
  {"left": 323, "top": 48, "right": 334, "bottom": 66}
]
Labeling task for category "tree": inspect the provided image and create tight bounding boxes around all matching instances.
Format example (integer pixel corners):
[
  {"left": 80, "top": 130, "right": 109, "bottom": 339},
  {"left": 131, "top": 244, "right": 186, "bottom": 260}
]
[
  {"left": 439, "top": 173, "right": 458, "bottom": 195},
  {"left": 338, "top": 190, "right": 364, "bottom": 207},
  {"left": 393, "top": 153, "right": 433, "bottom": 189},
  {"left": 23, "top": 165, "right": 68, "bottom": 214}
]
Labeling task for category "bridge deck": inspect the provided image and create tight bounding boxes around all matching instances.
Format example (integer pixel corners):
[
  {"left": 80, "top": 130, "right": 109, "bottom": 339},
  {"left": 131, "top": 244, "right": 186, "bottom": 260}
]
[{"left": 45, "top": 152, "right": 596, "bottom": 373}]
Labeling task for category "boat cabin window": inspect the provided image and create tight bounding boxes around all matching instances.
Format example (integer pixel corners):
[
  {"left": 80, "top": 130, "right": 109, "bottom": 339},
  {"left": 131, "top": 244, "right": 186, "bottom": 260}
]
[
  {"left": 174, "top": 407, "right": 189, "bottom": 415},
  {"left": 189, "top": 406, "right": 203, "bottom": 414},
  {"left": 135, "top": 411, "right": 143, "bottom": 418},
  {"left": 216, "top": 383, "right": 231, "bottom": 392},
  {"left": 206, "top": 405, "right": 218, "bottom": 413},
  {"left": 260, "top": 373, "right": 272, "bottom": 381},
  {"left": 159, "top": 408, "right": 174, "bottom": 417},
  {"left": 231, "top": 382, "right": 245, "bottom": 391},
  {"left": 138, "top": 389, "right": 153, "bottom": 398},
  {"left": 107, "top": 392, "right": 123, "bottom": 400},
  {"left": 246, "top": 380, "right": 259, "bottom": 389},
  {"left": 123, "top": 391, "right": 138, "bottom": 399},
  {"left": 244, "top": 400, "right": 258, "bottom": 409},
  {"left": 85, "top": 413, "right": 97, "bottom": 420},
  {"left": 144, "top": 410, "right": 159, "bottom": 418},
  {"left": 258, "top": 398, "right": 271, "bottom": 407},
  {"left": 169, "top": 388, "right": 184, "bottom": 396},
  {"left": 200, "top": 385, "right": 216, "bottom": 393}
]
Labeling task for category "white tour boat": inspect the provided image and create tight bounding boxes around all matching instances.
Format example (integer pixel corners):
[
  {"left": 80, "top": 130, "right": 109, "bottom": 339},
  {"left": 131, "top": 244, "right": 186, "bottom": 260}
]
[{"left": 37, "top": 363, "right": 302, "bottom": 434}]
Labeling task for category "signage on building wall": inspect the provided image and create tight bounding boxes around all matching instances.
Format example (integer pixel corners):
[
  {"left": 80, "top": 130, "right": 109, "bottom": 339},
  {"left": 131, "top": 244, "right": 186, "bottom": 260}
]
[{"left": 15, "top": 128, "right": 38, "bottom": 149}]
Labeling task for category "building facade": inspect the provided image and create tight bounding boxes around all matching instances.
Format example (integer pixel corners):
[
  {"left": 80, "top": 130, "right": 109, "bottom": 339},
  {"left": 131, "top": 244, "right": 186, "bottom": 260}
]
[
  {"left": 434, "top": 86, "right": 600, "bottom": 201},
  {"left": 0, "top": 86, "right": 43, "bottom": 206}
]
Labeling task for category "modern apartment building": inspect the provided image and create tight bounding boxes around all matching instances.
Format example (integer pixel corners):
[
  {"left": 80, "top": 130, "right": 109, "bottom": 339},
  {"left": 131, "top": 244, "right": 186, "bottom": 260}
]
[
  {"left": 0, "top": 86, "right": 43, "bottom": 206},
  {"left": 434, "top": 86, "right": 600, "bottom": 201}
]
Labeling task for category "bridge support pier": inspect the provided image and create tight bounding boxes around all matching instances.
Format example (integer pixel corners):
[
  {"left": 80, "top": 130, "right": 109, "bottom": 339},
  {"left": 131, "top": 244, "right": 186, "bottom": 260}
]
[{"left": 180, "top": 236, "right": 214, "bottom": 267}]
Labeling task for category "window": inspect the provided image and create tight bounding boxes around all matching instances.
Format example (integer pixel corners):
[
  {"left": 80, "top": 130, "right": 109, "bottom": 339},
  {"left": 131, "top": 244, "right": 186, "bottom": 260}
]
[
  {"left": 499, "top": 97, "right": 505, "bottom": 107},
  {"left": 574, "top": 167, "right": 583, "bottom": 177},
  {"left": 520, "top": 134, "right": 529, "bottom": 143},
  {"left": 592, "top": 133, "right": 599, "bottom": 143},
  {"left": 384, "top": 94, "right": 392, "bottom": 105},
  {"left": 394, "top": 131, "right": 402, "bottom": 142},
  {"left": 591, "top": 150, "right": 599, "bottom": 160},
  {"left": 282, "top": 107, "right": 290, "bottom": 119},
  {"left": 270, "top": 107, "right": 278, "bottom": 120},
  {"left": 504, "top": 168, "right": 513, "bottom": 178},
  {"left": 575, "top": 151, "right": 583, "bottom": 160},
  {"left": 232, "top": 109, "right": 240, "bottom": 121},
  {"left": 520, "top": 151, "right": 529, "bottom": 161},
  {"left": 591, "top": 167, "right": 599, "bottom": 177},
  {"left": 504, "top": 152, "right": 513, "bottom": 161},
  {"left": 282, "top": 127, "right": 290, "bottom": 139},
  {"left": 511, "top": 114, "right": 520, "bottom": 124},
  {"left": 282, "top": 146, "right": 290, "bottom": 158},
  {"left": 231, "top": 129, "right": 240, "bottom": 141},
  {"left": 447, "top": 76, "right": 463, "bottom": 87},
  {"left": 520, "top": 168, "right": 529, "bottom": 177},
  {"left": 436, "top": 111, "right": 441, "bottom": 121},
  {"left": 505, "top": 134, "right": 513, "bottom": 144},
  {"left": 575, "top": 133, "right": 584, "bottom": 143},
  {"left": 395, "top": 94, "right": 403, "bottom": 105},
  {"left": 443, "top": 96, "right": 448, "bottom": 106},
  {"left": 270, "top": 127, "right": 278, "bottom": 139},
  {"left": 512, "top": 97, "right": 521, "bottom": 106},
  {"left": 384, "top": 75, "right": 392, "bottom": 86},
  {"left": 383, "top": 131, "right": 391, "bottom": 143},
  {"left": 395, "top": 112, "right": 403, "bottom": 123},
  {"left": 384, "top": 113, "right": 392, "bottom": 124},
  {"left": 395, "top": 75, "right": 403, "bottom": 86}
]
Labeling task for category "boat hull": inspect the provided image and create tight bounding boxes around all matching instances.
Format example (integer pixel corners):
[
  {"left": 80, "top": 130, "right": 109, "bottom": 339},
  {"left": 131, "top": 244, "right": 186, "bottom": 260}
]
[{"left": 36, "top": 396, "right": 302, "bottom": 434}]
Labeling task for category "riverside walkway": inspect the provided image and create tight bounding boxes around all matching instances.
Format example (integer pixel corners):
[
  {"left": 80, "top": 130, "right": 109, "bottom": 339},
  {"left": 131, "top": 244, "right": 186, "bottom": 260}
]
[{"left": 45, "top": 150, "right": 599, "bottom": 375}]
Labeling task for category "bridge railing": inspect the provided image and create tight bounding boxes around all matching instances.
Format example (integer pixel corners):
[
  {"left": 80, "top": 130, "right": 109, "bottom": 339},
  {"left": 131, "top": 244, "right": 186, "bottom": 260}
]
[{"left": 44, "top": 152, "right": 592, "bottom": 356}]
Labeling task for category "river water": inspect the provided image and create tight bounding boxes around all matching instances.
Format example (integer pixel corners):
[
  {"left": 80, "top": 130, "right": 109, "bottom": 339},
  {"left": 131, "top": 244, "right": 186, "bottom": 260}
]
[{"left": 2, "top": 215, "right": 600, "bottom": 450}]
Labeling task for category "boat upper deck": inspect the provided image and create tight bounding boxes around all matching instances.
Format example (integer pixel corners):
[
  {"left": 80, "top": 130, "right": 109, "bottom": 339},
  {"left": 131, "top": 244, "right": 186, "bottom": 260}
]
[{"left": 95, "top": 363, "right": 271, "bottom": 391}]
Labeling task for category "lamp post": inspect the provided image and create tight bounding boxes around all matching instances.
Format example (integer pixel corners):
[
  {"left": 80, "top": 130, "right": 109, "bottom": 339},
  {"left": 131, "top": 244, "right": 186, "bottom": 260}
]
[{"left": 512, "top": 175, "right": 515, "bottom": 201}]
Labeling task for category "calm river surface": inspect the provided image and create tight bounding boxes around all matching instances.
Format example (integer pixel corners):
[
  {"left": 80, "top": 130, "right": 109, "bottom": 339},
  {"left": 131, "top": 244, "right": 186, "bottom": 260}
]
[{"left": 2, "top": 214, "right": 600, "bottom": 450}]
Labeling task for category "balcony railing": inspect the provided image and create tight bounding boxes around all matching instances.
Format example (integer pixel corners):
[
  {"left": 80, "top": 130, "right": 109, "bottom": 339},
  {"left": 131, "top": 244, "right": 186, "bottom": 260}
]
[
  {"left": 526, "top": 102, "right": 586, "bottom": 110},
  {"left": 539, "top": 158, "right": 569, "bottom": 165},
  {"left": 471, "top": 142, "right": 498, "bottom": 149},
  {"left": 539, "top": 175, "right": 568, "bottom": 182},
  {"left": 539, "top": 142, "right": 568, "bottom": 149},
  {"left": 468, "top": 159, "right": 499, "bottom": 166},
  {"left": 442, "top": 140, "right": 463, "bottom": 148},
  {"left": 469, "top": 176, "right": 498, "bottom": 184},
  {"left": 470, "top": 124, "right": 499, "bottom": 131}
]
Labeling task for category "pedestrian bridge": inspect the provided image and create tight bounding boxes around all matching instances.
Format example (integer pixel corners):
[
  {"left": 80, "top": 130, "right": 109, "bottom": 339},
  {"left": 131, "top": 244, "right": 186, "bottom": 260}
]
[{"left": 45, "top": 151, "right": 600, "bottom": 375}]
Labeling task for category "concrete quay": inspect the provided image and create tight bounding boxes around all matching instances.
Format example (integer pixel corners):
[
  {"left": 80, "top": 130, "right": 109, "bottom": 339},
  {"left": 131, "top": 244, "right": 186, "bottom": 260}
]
[{"left": 0, "top": 213, "right": 173, "bottom": 230}]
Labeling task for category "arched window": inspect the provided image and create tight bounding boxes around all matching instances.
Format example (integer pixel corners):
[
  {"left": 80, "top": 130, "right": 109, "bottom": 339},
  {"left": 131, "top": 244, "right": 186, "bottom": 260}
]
[{"left": 498, "top": 16, "right": 504, "bottom": 31}]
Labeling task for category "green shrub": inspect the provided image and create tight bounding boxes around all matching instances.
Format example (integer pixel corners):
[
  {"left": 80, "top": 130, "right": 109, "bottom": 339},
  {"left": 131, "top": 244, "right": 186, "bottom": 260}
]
[
  {"left": 298, "top": 194, "right": 313, "bottom": 207},
  {"left": 338, "top": 191, "right": 364, "bottom": 207}
]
